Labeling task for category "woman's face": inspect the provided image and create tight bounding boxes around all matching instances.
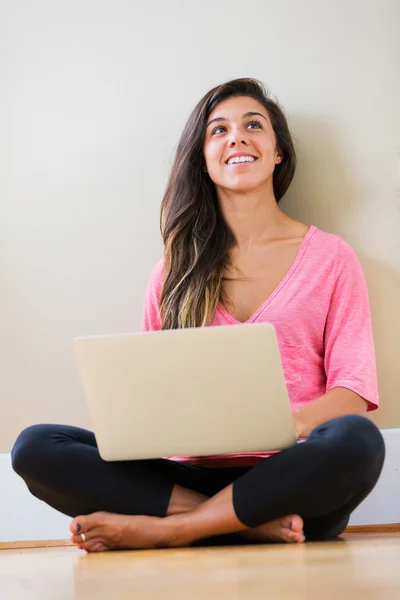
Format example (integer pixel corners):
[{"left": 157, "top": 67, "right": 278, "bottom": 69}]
[{"left": 203, "top": 95, "right": 282, "bottom": 194}]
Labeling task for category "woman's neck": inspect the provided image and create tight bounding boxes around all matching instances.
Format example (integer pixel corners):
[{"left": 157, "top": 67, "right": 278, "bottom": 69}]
[{"left": 217, "top": 187, "right": 289, "bottom": 247}]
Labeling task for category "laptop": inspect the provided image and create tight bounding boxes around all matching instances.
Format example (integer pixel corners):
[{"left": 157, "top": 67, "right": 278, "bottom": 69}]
[{"left": 73, "top": 322, "right": 297, "bottom": 461}]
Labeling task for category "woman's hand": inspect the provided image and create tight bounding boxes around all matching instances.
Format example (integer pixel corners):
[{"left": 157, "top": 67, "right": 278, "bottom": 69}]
[{"left": 293, "top": 387, "right": 368, "bottom": 439}]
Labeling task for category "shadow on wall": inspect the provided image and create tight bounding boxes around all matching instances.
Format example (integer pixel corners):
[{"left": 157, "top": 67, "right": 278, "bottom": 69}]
[
  {"left": 280, "top": 115, "right": 400, "bottom": 429},
  {"left": 361, "top": 256, "right": 400, "bottom": 429},
  {"left": 281, "top": 115, "right": 366, "bottom": 233}
]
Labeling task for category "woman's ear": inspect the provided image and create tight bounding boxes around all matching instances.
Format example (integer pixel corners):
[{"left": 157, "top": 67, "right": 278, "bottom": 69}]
[{"left": 274, "top": 144, "right": 283, "bottom": 164}]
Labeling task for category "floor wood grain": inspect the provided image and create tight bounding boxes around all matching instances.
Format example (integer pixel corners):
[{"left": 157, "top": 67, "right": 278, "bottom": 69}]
[{"left": 1, "top": 533, "right": 399, "bottom": 599}]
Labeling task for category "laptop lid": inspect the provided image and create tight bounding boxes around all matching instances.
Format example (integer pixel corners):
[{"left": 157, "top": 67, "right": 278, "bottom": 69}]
[{"left": 73, "top": 322, "right": 296, "bottom": 461}]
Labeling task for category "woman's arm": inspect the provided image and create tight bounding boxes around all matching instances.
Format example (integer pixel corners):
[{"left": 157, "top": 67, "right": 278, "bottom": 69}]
[
  {"left": 293, "top": 387, "right": 368, "bottom": 439},
  {"left": 142, "top": 259, "right": 164, "bottom": 331},
  {"left": 293, "top": 238, "right": 379, "bottom": 439}
]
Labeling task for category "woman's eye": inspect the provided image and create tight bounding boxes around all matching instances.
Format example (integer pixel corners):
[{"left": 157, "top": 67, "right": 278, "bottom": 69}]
[
  {"left": 211, "top": 125, "right": 226, "bottom": 135},
  {"left": 211, "top": 120, "right": 263, "bottom": 135},
  {"left": 247, "top": 120, "right": 262, "bottom": 129}
]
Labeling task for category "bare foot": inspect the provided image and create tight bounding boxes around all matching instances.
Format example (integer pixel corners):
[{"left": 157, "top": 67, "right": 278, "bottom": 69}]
[
  {"left": 70, "top": 511, "right": 305, "bottom": 552},
  {"left": 70, "top": 512, "right": 179, "bottom": 553},
  {"left": 240, "top": 514, "right": 305, "bottom": 544}
]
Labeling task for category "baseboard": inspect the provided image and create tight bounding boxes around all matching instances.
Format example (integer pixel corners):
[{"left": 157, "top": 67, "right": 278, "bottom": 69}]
[
  {"left": 1, "top": 428, "right": 399, "bottom": 544},
  {"left": 345, "top": 523, "right": 400, "bottom": 533},
  {"left": 0, "top": 539, "right": 73, "bottom": 550}
]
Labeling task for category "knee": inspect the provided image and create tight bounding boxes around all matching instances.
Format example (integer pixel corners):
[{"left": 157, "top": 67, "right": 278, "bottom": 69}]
[
  {"left": 327, "top": 414, "right": 385, "bottom": 471},
  {"left": 338, "top": 414, "right": 384, "bottom": 453},
  {"left": 11, "top": 424, "right": 53, "bottom": 478}
]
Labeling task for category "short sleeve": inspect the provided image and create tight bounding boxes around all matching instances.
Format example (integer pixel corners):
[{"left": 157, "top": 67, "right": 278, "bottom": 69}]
[
  {"left": 141, "top": 259, "right": 164, "bottom": 332},
  {"left": 324, "top": 239, "right": 379, "bottom": 410}
]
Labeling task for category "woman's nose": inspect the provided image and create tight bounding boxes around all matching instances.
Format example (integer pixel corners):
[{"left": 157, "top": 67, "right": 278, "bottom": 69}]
[{"left": 227, "top": 136, "right": 249, "bottom": 147}]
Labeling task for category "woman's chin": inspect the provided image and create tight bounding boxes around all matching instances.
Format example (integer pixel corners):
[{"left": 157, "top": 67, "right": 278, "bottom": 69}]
[{"left": 218, "top": 179, "right": 269, "bottom": 195}]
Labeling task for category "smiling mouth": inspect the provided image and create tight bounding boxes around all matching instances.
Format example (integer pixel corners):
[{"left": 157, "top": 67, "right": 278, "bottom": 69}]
[{"left": 226, "top": 156, "right": 258, "bottom": 165}]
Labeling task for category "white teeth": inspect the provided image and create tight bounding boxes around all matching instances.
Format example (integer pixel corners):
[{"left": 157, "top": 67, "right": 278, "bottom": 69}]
[{"left": 227, "top": 156, "right": 256, "bottom": 165}]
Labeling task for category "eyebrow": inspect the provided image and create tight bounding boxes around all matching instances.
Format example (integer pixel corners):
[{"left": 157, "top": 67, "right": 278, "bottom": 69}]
[{"left": 206, "top": 111, "right": 268, "bottom": 129}]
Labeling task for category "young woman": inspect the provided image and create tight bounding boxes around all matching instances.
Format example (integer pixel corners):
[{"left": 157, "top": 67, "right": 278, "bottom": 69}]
[{"left": 12, "top": 78, "right": 385, "bottom": 552}]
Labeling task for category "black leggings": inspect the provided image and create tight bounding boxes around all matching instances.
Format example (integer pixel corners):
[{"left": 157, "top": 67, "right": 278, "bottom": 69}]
[{"left": 11, "top": 415, "right": 385, "bottom": 543}]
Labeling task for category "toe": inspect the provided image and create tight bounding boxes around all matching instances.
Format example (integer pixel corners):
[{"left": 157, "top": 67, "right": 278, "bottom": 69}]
[
  {"left": 279, "top": 514, "right": 304, "bottom": 538},
  {"left": 279, "top": 515, "right": 305, "bottom": 543},
  {"left": 87, "top": 541, "right": 108, "bottom": 553},
  {"left": 71, "top": 527, "right": 102, "bottom": 546},
  {"left": 80, "top": 538, "right": 109, "bottom": 553},
  {"left": 288, "top": 531, "right": 304, "bottom": 543},
  {"left": 71, "top": 534, "right": 87, "bottom": 545},
  {"left": 287, "top": 528, "right": 306, "bottom": 543},
  {"left": 70, "top": 512, "right": 106, "bottom": 536},
  {"left": 70, "top": 516, "right": 85, "bottom": 535},
  {"left": 289, "top": 515, "right": 304, "bottom": 533}
]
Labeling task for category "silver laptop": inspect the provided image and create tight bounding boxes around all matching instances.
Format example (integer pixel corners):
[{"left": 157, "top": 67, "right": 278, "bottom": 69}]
[{"left": 73, "top": 322, "right": 296, "bottom": 461}]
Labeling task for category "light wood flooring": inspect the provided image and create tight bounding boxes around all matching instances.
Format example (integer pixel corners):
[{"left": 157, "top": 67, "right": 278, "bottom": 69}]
[{"left": 1, "top": 533, "right": 399, "bottom": 599}]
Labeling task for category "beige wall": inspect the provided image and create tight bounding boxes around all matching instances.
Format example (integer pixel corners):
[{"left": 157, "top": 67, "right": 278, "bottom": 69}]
[{"left": 1, "top": 0, "right": 399, "bottom": 452}]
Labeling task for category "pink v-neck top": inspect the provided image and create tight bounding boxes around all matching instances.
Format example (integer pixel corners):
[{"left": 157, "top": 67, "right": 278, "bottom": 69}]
[{"left": 142, "top": 225, "right": 379, "bottom": 467}]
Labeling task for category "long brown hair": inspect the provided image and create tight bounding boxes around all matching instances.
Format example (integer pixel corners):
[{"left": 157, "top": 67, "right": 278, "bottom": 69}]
[{"left": 159, "top": 78, "right": 296, "bottom": 329}]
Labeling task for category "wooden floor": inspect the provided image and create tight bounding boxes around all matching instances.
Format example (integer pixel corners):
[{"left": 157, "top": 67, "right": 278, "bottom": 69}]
[{"left": 1, "top": 533, "right": 399, "bottom": 599}]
